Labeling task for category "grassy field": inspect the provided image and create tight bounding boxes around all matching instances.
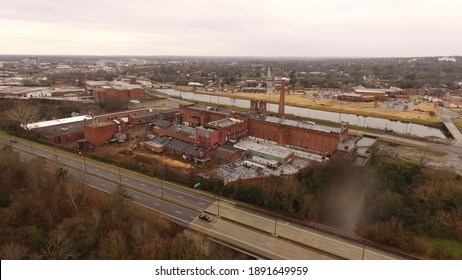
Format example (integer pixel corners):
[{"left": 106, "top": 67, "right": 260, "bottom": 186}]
[
  {"left": 453, "top": 118, "right": 462, "bottom": 129},
  {"left": 175, "top": 86, "right": 442, "bottom": 127},
  {"left": 429, "top": 238, "right": 462, "bottom": 258}
]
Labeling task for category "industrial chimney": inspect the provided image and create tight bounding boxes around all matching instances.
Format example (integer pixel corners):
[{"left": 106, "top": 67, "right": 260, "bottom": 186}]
[{"left": 278, "top": 79, "right": 286, "bottom": 118}]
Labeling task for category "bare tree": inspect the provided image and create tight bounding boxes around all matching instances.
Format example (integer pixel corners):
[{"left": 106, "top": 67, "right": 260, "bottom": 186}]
[
  {"left": 8, "top": 102, "right": 40, "bottom": 130},
  {"left": 413, "top": 149, "right": 430, "bottom": 167},
  {"left": 43, "top": 229, "right": 76, "bottom": 259}
]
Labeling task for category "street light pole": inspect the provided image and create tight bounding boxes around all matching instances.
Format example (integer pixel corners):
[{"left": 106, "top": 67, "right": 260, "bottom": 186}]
[
  {"left": 161, "top": 176, "right": 164, "bottom": 198},
  {"left": 79, "top": 152, "right": 87, "bottom": 172},
  {"left": 215, "top": 193, "right": 220, "bottom": 217},
  {"left": 273, "top": 211, "right": 278, "bottom": 236},
  {"left": 362, "top": 243, "right": 366, "bottom": 260}
]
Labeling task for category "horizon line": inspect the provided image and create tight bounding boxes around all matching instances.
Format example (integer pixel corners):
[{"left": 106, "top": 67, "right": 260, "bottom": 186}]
[{"left": 0, "top": 54, "right": 460, "bottom": 59}]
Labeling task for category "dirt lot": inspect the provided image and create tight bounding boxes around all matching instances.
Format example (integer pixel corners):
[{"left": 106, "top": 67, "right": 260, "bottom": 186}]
[
  {"left": 381, "top": 143, "right": 462, "bottom": 175},
  {"left": 96, "top": 138, "right": 194, "bottom": 170}
]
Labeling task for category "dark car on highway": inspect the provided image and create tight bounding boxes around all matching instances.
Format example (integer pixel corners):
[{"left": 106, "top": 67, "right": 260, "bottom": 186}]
[
  {"left": 199, "top": 213, "right": 212, "bottom": 222},
  {"left": 10, "top": 140, "right": 17, "bottom": 143}
]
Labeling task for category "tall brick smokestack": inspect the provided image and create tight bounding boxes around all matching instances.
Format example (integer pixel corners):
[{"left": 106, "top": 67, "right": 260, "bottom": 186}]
[{"left": 278, "top": 79, "right": 286, "bottom": 118}]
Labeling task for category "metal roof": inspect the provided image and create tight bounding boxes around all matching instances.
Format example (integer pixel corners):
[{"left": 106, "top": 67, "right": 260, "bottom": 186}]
[
  {"left": 234, "top": 140, "right": 293, "bottom": 160},
  {"left": 261, "top": 116, "right": 341, "bottom": 134},
  {"left": 26, "top": 115, "right": 92, "bottom": 130}
]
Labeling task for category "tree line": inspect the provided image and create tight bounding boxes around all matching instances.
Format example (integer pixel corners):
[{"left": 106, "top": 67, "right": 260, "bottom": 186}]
[{"left": 0, "top": 146, "right": 247, "bottom": 260}]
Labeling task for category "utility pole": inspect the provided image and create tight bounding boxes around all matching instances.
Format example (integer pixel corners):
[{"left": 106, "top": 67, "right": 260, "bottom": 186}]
[
  {"left": 79, "top": 151, "right": 87, "bottom": 172},
  {"left": 161, "top": 175, "right": 164, "bottom": 198},
  {"left": 216, "top": 193, "right": 220, "bottom": 217},
  {"left": 54, "top": 145, "right": 58, "bottom": 162},
  {"left": 273, "top": 211, "right": 278, "bottom": 236}
]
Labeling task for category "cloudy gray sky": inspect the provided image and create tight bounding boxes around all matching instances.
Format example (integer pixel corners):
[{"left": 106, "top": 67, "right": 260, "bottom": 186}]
[{"left": 0, "top": 0, "right": 460, "bottom": 57}]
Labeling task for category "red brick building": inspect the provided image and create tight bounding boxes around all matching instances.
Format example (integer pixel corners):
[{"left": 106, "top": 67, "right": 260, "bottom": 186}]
[
  {"left": 206, "top": 118, "right": 248, "bottom": 143},
  {"left": 84, "top": 120, "right": 125, "bottom": 146},
  {"left": 152, "top": 124, "right": 221, "bottom": 148},
  {"left": 32, "top": 122, "right": 85, "bottom": 144},
  {"left": 85, "top": 80, "right": 146, "bottom": 102},
  {"left": 248, "top": 117, "right": 348, "bottom": 155},
  {"left": 95, "top": 108, "right": 149, "bottom": 122},
  {"left": 180, "top": 104, "right": 230, "bottom": 126},
  {"left": 175, "top": 104, "right": 350, "bottom": 156}
]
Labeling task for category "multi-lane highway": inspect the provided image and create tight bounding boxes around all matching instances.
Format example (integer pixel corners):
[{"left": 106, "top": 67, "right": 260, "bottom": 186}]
[{"left": 0, "top": 134, "right": 416, "bottom": 259}]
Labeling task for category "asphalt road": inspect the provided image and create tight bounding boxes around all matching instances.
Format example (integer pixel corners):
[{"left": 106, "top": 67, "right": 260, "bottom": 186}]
[{"left": 0, "top": 134, "right": 414, "bottom": 259}]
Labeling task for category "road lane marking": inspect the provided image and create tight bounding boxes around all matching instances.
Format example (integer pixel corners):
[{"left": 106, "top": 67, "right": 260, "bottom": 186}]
[
  {"left": 140, "top": 183, "right": 146, "bottom": 186},
  {"left": 109, "top": 173, "right": 114, "bottom": 176},
  {"left": 100, "top": 183, "right": 106, "bottom": 187},
  {"left": 198, "top": 202, "right": 205, "bottom": 205},
  {"left": 134, "top": 196, "right": 141, "bottom": 199},
  {"left": 94, "top": 168, "right": 100, "bottom": 171},
  {"left": 191, "top": 216, "right": 197, "bottom": 219},
  {"left": 177, "top": 195, "right": 183, "bottom": 198},
  {"left": 175, "top": 211, "right": 183, "bottom": 215},
  {"left": 123, "top": 178, "right": 129, "bottom": 181},
  {"left": 154, "top": 203, "right": 160, "bottom": 206}
]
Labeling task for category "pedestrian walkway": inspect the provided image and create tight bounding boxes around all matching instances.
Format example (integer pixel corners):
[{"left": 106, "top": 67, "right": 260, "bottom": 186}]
[{"left": 442, "top": 118, "right": 462, "bottom": 146}]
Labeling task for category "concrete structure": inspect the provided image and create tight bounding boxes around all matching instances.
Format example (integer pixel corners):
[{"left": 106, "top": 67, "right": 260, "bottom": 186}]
[
  {"left": 250, "top": 100, "right": 267, "bottom": 114},
  {"left": 352, "top": 86, "right": 406, "bottom": 100}
]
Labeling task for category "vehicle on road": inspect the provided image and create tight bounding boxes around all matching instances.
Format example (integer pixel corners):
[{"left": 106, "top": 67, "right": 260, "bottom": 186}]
[
  {"left": 199, "top": 213, "right": 212, "bottom": 222},
  {"left": 10, "top": 140, "right": 17, "bottom": 143}
]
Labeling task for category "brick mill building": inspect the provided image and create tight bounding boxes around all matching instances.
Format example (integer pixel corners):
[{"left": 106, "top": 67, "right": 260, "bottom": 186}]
[
  {"left": 84, "top": 80, "right": 146, "bottom": 102},
  {"left": 158, "top": 79, "right": 352, "bottom": 157}
]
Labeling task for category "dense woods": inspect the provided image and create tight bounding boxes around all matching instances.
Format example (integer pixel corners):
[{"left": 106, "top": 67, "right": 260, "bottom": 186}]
[
  {"left": 0, "top": 146, "right": 246, "bottom": 260},
  {"left": 228, "top": 158, "right": 462, "bottom": 259}
]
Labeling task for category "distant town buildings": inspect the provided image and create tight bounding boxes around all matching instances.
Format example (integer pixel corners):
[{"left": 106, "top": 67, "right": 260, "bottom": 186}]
[{"left": 352, "top": 85, "right": 406, "bottom": 100}]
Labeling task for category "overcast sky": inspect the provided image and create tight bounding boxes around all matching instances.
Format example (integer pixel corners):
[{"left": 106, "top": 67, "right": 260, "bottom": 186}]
[{"left": 0, "top": 0, "right": 460, "bottom": 57}]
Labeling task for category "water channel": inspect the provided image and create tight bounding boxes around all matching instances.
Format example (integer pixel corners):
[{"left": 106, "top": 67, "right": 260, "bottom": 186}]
[{"left": 158, "top": 88, "right": 446, "bottom": 138}]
